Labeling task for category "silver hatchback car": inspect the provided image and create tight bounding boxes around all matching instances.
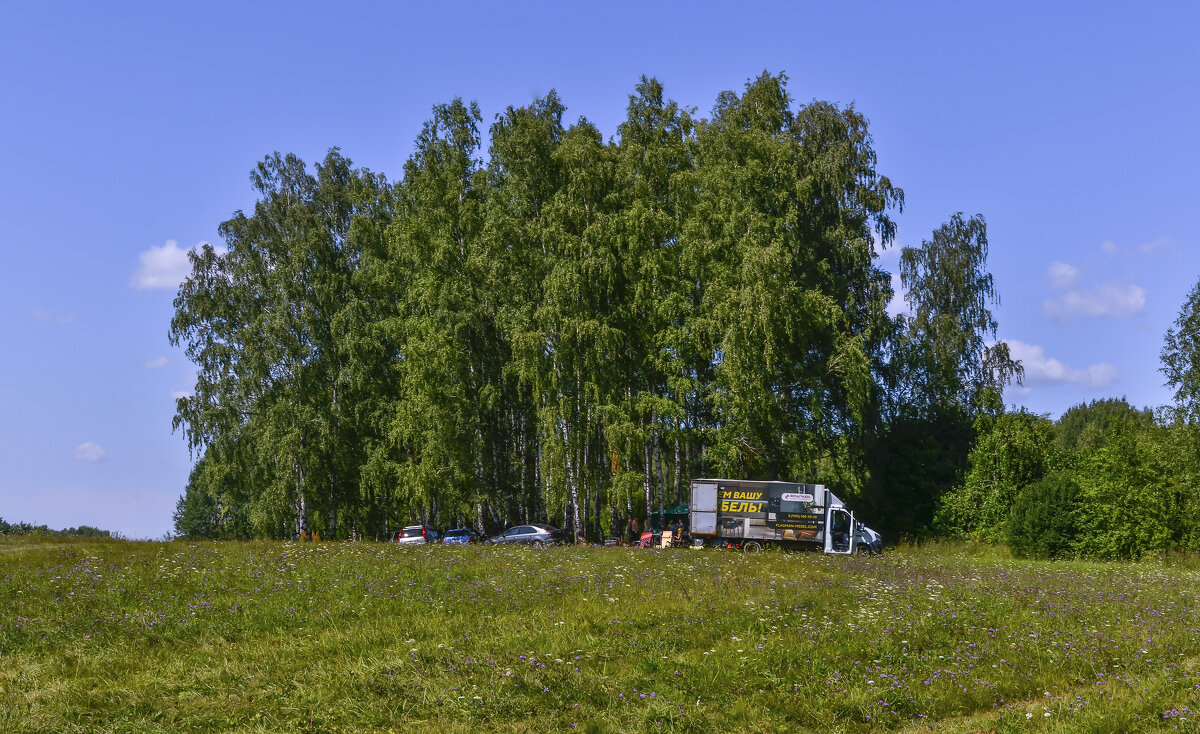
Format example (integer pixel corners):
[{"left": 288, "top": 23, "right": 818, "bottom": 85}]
[{"left": 395, "top": 525, "right": 440, "bottom": 545}]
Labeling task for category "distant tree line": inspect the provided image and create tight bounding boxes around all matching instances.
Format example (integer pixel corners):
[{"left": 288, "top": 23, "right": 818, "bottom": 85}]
[
  {"left": 0, "top": 517, "right": 116, "bottom": 539},
  {"left": 172, "top": 71, "right": 1028, "bottom": 544}
]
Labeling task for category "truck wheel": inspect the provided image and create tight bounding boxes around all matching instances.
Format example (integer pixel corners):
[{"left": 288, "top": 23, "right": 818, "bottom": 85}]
[
  {"left": 743, "top": 541, "right": 762, "bottom": 553},
  {"left": 855, "top": 544, "right": 873, "bottom": 556}
]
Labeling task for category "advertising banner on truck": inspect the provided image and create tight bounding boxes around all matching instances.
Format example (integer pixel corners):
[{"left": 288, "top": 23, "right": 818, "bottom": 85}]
[
  {"left": 766, "top": 485, "right": 824, "bottom": 540},
  {"left": 717, "top": 484, "right": 767, "bottom": 518}
]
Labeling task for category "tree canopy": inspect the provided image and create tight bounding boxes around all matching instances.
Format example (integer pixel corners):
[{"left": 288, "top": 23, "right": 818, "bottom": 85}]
[{"left": 172, "top": 73, "right": 1033, "bottom": 544}]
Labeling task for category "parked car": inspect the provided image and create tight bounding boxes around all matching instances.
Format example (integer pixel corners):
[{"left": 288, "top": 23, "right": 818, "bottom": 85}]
[
  {"left": 489, "top": 524, "right": 566, "bottom": 546},
  {"left": 442, "top": 528, "right": 485, "bottom": 545},
  {"left": 395, "top": 525, "right": 440, "bottom": 545}
]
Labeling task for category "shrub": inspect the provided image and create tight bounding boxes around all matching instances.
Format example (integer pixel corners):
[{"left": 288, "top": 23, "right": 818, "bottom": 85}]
[
  {"left": 1007, "top": 472, "right": 1079, "bottom": 559},
  {"left": 936, "top": 410, "right": 1055, "bottom": 541}
]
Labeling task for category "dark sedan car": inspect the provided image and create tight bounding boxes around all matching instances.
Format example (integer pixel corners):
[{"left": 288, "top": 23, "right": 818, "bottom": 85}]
[
  {"left": 442, "top": 528, "right": 486, "bottom": 545},
  {"left": 490, "top": 524, "right": 566, "bottom": 546}
]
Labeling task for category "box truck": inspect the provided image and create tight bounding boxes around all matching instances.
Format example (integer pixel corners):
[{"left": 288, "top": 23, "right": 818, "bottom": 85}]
[{"left": 689, "top": 478, "right": 882, "bottom": 554}]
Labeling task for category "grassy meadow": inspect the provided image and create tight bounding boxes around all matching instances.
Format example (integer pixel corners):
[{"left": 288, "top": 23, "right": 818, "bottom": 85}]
[{"left": 1, "top": 538, "right": 1198, "bottom": 733}]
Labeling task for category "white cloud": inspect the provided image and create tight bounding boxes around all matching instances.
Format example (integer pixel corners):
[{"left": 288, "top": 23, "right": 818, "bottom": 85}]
[
  {"left": 1099, "top": 236, "right": 1176, "bottom": 257},
  {"left": 1043, "top": 282, "right": 1146, "bottom": 321},
  {"left": 32, "top": 309, "right": 77, "bottom": 323},
  {"left": 1004, "top": 339, "right": 1119, "bottom": 389},
  {"left": 142, "top": 356, "right": 169, "bottom": 369},
  {"left": 171, "top": 390, "right": 192, "bottom": 400},
  {"left": 131, "top": 240, "right": 202, "bottom": 290},
  {"left": 74, "top": 442, "right": 108, "bottom": 462},
  {"left": 1046, "top": 261, "right": 1078, "bottom": 290},
  {"left": 1138, "top": 235, "right": 1176, "bottom": 255}
]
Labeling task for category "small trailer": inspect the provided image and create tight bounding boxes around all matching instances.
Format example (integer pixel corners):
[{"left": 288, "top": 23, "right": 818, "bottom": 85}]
[{"left": 689, "top": 478, "right": 882, "bottom": 554}]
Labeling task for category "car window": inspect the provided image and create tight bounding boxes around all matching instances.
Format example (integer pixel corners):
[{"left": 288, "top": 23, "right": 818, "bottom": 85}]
[
  {"left": 400, "top": 528, "right": 423, "bottom": 538},
  {"left": 504, "top": 527, "right": 521, "bottom": 536}
]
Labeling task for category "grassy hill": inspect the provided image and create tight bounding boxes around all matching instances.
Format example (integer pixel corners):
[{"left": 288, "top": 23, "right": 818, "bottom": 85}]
[{"left": 1, "top": 538, "right": 1197, "bottom": 732}]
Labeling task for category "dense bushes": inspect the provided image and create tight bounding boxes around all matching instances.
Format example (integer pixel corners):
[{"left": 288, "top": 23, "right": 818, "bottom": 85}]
[
  {"left": 1007, "top": 472, "right": 1079, "bottom": 559},
  {"left": 935, "top": 410, "right": 1054, "bottom": 541},
  {"left": 940, "top": 398, "right": 1200, "bottom": 561}
]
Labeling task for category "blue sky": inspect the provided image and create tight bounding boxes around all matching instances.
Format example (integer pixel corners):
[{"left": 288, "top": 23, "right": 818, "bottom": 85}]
[{"left": 2, "top": 1, "right": 1197, "bottom": 538}]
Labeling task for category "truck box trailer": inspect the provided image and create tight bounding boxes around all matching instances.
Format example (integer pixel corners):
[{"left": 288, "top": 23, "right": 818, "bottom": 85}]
[{"left": 689, "top": 478, "right": 882, "bottom": 554}]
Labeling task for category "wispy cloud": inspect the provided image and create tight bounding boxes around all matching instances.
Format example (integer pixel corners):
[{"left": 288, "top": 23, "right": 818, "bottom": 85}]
[
  {"left": 1137, "top": 235, "right": 1176, "bottom": 255},
  {"left": 1042, "top": 260, "right": 1145, "bottom": 321},
  {"left": 74, "top": 442, "right": 108, "bottom": 462},
  {"left": 1046, "top": 261, "right": 1079, "bottom": 290},
  {"left": 1100, "top": 236, "right": 1176, "bottom": 257},
  {"left": 1004, "top": 339, "right": 1118, "bottom": 389},
  {"left": 1043, "top": 282, "right": 1146, "bottom": 321},
  {"left": 131, "top": 240, "right": 206, "bottom": 290},
  {"left": 32, "top": 309, "right": 77, "bottom": 323},
  {"left": 142, "top": 356, "right": 168, "bottom": 369}
]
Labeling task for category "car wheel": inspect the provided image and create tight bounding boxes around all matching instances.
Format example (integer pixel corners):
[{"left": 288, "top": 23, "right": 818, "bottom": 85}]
[{"left": 855, "top": 544, "right": 873, "bottom": 556}]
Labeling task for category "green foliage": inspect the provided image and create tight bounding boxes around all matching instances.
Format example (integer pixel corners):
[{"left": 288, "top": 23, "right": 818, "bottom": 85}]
[
  {"left": 0, "top": 517, "right": 115, "bottom": 538},
  {"left": 167, "top": 73, "right": 1046, "bottom": 543},
  {"left": 862, "top": 213, "right": 1025, "bottom": 540},
  {"left": 693, "top": 73, "right": 901, "bottom": 483},
  {"left": 862, "top": 405, "right": 974, "bottom": 540},
  {"left": 160, "top": 71, "right": 1200, "bottom": 560},
  {"left": 935, "top": 395, "right": 1200, "bottom": 561},
  {"left": 1071, "top": 422, "right": 1174, "bottom": 561},
  {"left": 893, "top": 213, "right": 1022, "bottom": 416},
  {"left": 172, "top": 486, "right": 218, "bottom": 539},
  {"left": 1159, "top": 425, "right": 1200, "bottom": 551},
  {"left": 936, "top": 409, "right": 1055, "bottom": 541},
  {"left": 1007, "top": 472, "right": 1079, "bottom": 559},
  {"left": 171, "top": 148, "right": 386, "bottom": 539},
  {"left": 172, "top": 456, "right": 253, "bottom": 539},
  {"left": 1162, "top": 276, "right": 1200, "bottom": 424},
  {"left": 1056, "top": 397, "right": 1154, "bottom": 452}
]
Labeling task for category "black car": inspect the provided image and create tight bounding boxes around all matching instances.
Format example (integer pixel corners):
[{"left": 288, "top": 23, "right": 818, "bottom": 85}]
[{"left": 490, "top": 524, "right": 566, "bottom": 546}]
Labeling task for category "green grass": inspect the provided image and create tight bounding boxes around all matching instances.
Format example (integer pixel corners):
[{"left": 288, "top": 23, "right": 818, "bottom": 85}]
[{"left": 1, "top": 538, "right": 1198, "bottom": 732}]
